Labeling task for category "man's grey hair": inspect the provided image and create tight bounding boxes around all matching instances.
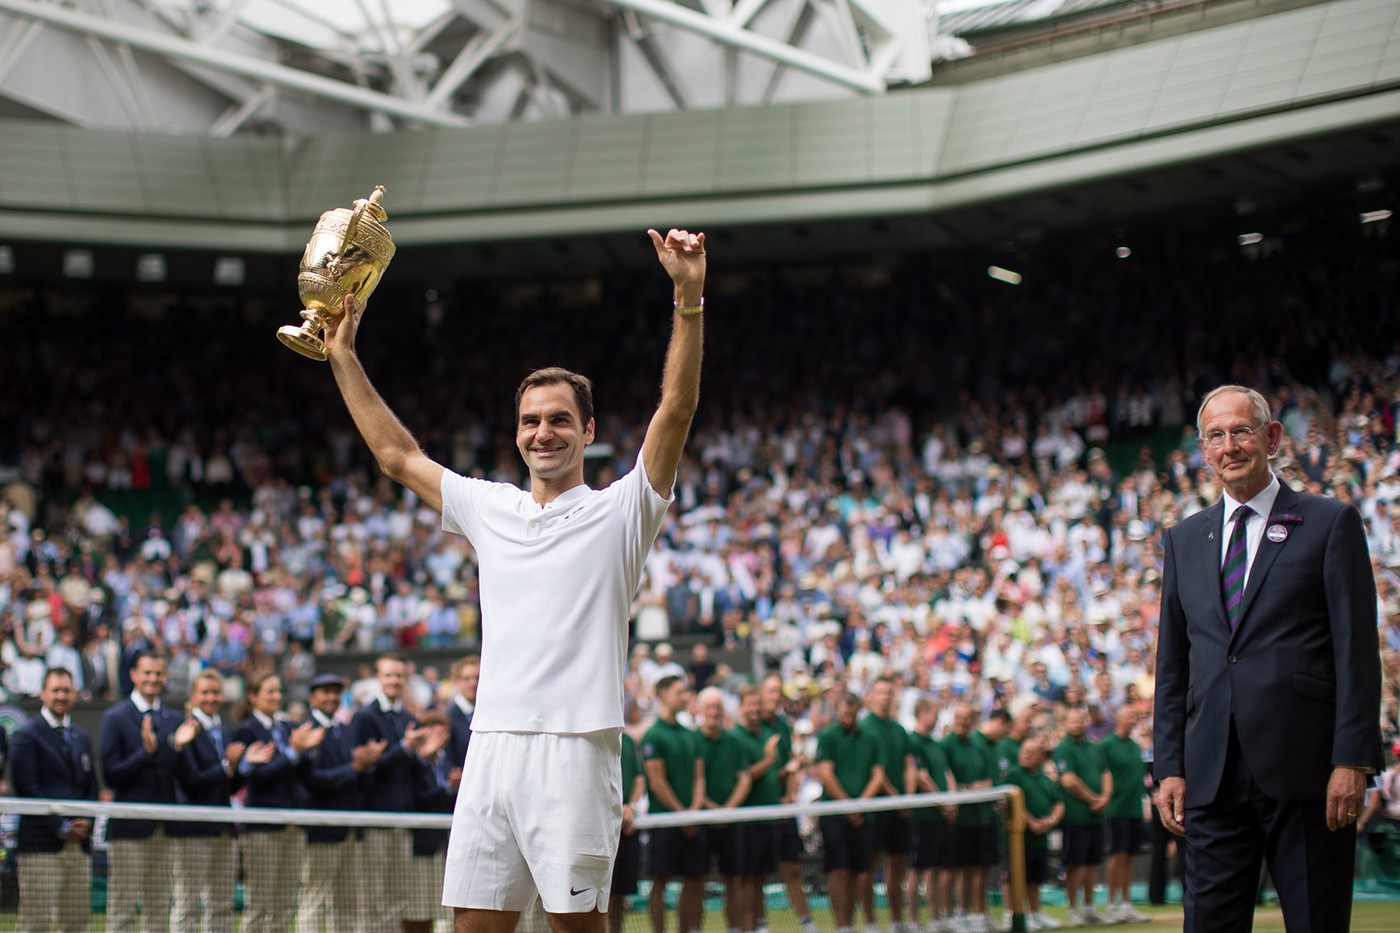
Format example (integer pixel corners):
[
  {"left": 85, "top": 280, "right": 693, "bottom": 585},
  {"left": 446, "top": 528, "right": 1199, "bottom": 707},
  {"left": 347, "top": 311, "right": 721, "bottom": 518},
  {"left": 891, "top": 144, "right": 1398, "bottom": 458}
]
[{"left": 1196, "top": 385, "right": 1273, "bottom": 438}]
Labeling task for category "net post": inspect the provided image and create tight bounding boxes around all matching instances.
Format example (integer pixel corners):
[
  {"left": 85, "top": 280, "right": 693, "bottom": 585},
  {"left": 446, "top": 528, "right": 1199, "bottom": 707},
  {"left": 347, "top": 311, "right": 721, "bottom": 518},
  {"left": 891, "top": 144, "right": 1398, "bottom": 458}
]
[{"left": 1004, "top": 786, "right": 1028, "bottom": 933}]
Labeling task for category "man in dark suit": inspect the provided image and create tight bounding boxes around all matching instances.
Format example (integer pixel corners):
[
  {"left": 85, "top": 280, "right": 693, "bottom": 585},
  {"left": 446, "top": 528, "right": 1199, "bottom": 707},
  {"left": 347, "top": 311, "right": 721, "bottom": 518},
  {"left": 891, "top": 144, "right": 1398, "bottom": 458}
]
[
  {"left": 1154, "top": 384, "right": 1383, "bottom": 932},
  {"left": 11, "top": 666, "right": 99, "bottom": 933},
  {"left": 351, "top": 653, "right": 433, "bottom": 933},
  {"left": 99, "top": 651, "right": 182, "bottom": 933},
  {"left": 298, "top": 672, "right": 385, "bottom": 933},
  {"left": 447, "top": 654, "right": 478, "bottom": 768},
  {"left": 170, "top": 670, "right": 245, "bottom": 933}
]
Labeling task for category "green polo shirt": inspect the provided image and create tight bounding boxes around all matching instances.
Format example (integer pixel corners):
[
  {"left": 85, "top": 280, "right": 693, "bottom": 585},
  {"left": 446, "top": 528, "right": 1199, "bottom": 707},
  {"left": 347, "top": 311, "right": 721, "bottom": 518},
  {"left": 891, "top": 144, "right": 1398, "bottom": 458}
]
[
  {"left": 908, "top": 730, "right": 951, "bottom": 823},
  {"left": 1004, "top": 762, "right": 1062, "bottom": 850},
  {"left": 762, "top": 713, "right": 794, "bottom": 771},
  {"left": 730, "top": 723, "right": 781, "bottom": 806},
  {"left": 860, "top": 711, "right": 910, "bottom": 794},
  {"left": 622, "top": 731, "right": 644, "bottom": 803},
  {"left": 993, "top": 735, "right": 1023, "bottom": 782},
  {"left": 642, "top": 716, "right": 700, "bottom": 813},
  {"left": 1054, "top": 735, "right": 1108, "bottom": 827},
  {"left": 698, "top": 727, "right": 752, "bottom": 807},
  {"left": 815, "top": 721, "right": 879, "bottom": 800},
  {"left": 941, "top": 731, "right": 993, "bottom": 826},
  {"left": 1100, "top": 732, "right": 1147, "bottom": 821}
]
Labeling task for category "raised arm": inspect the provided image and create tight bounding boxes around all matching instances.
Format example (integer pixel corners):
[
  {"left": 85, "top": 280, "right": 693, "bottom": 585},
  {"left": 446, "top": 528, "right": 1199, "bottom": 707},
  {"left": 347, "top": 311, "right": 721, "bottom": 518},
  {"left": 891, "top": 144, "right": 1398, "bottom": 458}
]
[
  {"left": 640, "top": 228, "right": 706, "bottom": 499},
  {"left": 324, "top": 294, "right": 445, "bottom": 513}
]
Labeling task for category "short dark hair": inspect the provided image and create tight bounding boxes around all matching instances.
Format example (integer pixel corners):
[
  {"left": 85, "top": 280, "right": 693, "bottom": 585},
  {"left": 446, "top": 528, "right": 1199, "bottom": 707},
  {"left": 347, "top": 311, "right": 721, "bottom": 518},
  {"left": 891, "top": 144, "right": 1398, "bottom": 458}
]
[
  {"left": 43, "top": 667, "right": 74, "bottom": 688},
  {"left": 515, "top": 367, "right": 594, "bottom": 426},
  {"left": 988, "top": 709, "right": 1012, "bottom": 725},
  {"left": 656, "top": 675, "right": 684, "bottom": 695}
]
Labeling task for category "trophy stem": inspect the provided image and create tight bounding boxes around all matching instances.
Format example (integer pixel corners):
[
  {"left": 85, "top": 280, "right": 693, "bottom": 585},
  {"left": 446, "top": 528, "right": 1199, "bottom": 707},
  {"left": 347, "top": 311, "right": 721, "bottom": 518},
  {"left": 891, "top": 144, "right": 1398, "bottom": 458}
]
[{"left": 277, "top": 308, "right": 331, "bottom": 361}]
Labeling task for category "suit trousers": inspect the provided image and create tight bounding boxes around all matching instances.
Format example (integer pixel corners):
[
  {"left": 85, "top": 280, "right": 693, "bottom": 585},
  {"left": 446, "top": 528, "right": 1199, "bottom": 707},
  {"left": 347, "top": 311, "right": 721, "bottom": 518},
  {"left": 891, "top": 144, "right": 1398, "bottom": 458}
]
[
  {"left": 171, "top": 835, "right": 236, "bottom": 933},
  {"left": 107, "top": 832, "right": 174, "bottom": 933},
  {"left": 1183, "top": 722, "right": 1356, "bottom": 933},
  {"left": 296, "top": 838, "right": 364, "bottom": 933},
  {"left": 18, "top": 844, "right": 91, "bottom": 933},
  {"left": 242, "top": 827, "right": 304, "bottom": 933},
  {"left": 360, "top": 827, "right": 411, "bottom": 933}
]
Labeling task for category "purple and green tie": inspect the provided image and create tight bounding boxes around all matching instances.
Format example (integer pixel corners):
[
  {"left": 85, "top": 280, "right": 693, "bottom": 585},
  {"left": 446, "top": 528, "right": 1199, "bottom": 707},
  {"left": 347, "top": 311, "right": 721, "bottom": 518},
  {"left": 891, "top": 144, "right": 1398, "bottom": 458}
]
[{"left": 1222, "top": 506, "right": 1253, "bottom": 629}]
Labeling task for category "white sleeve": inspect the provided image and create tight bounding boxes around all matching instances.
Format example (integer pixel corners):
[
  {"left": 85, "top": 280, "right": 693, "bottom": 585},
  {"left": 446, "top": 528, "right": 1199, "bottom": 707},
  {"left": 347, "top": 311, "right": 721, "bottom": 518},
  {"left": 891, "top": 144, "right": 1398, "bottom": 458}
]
[{"left": 439, "top": 469, "right": 489, "bottom": 542}]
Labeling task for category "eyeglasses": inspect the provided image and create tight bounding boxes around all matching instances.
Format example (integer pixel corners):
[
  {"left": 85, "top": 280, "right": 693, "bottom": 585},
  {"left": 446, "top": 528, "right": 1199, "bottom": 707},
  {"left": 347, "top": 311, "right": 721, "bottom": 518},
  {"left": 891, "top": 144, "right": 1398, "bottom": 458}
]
[{"left": 1202, "top": 425, "right": 1263, "bottom": 448}]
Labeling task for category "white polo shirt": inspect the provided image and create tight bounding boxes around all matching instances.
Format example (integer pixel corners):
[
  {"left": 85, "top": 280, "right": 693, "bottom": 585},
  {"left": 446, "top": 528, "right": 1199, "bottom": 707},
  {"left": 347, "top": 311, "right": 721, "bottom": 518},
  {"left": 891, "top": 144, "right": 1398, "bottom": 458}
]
[{"left": 440, "top": 461, "right": 672, "bottom": 734}]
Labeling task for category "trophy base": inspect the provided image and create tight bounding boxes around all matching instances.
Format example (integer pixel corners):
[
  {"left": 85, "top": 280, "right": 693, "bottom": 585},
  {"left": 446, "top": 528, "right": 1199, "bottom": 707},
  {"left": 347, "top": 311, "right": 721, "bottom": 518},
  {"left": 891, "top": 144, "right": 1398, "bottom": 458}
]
[{"left": 277, "top": 325, "right": 328, "bottom": 361}]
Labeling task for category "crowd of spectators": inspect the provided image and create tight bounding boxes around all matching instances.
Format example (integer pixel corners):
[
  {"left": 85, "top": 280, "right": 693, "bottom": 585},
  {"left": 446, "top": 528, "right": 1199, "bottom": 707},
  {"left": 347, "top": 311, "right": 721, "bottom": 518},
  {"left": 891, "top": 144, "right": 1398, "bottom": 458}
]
[{"left": 0, "top": 220, "right": 1397, "bottom": 771}]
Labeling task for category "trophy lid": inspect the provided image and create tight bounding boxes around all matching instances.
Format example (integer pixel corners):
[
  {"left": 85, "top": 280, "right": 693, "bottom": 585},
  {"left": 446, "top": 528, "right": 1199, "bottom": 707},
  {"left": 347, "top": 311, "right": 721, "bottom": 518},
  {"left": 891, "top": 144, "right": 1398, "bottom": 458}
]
[{"left": 357, "top": 186, "right": 388, "bottom": 223}]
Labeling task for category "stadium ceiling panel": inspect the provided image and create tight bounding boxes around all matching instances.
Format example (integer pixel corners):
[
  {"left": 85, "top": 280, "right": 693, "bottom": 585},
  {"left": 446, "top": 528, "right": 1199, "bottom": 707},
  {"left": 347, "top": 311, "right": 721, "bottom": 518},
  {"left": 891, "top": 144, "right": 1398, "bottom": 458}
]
[{"left": 0, "top": 0, "right": 1003, "bottom": 136}]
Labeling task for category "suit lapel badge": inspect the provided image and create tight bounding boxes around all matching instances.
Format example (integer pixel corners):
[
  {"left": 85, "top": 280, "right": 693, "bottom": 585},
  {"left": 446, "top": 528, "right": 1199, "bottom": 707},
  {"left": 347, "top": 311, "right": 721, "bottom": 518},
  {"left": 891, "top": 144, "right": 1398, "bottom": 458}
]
[{"left": 1265, "top": 513, "right": 1302, "bottom": 544}]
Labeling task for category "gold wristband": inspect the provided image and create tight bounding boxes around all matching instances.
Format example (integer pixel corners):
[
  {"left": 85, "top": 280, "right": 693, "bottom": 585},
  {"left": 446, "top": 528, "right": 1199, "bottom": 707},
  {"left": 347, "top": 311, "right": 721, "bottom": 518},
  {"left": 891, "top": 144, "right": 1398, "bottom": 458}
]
[{"left": 674, "top": 298, "right": 704, "bottom": 316}]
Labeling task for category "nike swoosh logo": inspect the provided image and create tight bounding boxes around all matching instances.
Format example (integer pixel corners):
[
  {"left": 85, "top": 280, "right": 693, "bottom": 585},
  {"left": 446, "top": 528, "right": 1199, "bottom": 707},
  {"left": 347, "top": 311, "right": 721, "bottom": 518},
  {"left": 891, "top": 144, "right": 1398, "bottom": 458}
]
[{"left": 570, "top": 887, "right": 589, "bottom": 896}]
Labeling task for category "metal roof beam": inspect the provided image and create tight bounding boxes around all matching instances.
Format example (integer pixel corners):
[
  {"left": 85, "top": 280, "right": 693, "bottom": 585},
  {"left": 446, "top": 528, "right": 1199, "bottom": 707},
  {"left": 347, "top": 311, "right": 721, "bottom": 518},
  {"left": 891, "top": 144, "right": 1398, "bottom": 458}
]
[{"left": 0, "top": 0, "right": 472, "bottom": 126}]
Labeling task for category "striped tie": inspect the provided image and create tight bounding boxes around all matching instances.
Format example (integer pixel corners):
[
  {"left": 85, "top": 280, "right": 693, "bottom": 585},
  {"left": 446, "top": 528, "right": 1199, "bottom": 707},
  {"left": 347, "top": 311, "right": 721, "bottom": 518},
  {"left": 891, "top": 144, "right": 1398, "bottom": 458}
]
[{"left": 1222, "top": 506, "right": 1253, "bottom": 629}]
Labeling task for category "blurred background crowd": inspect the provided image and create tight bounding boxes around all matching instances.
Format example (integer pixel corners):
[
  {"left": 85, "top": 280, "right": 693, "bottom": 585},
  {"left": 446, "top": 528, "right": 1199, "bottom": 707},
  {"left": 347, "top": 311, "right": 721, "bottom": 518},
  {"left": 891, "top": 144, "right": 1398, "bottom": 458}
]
[{"left": 0, "top": 222, "right": 1398, "bottom": 771}]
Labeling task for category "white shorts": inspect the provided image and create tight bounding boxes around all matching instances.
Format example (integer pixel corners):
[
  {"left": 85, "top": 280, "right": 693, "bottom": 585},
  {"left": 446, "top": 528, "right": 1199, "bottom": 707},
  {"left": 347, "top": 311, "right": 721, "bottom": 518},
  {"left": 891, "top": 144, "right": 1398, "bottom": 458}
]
[{"left": 441, "top": 729, "right": 622, "bottom": 914}]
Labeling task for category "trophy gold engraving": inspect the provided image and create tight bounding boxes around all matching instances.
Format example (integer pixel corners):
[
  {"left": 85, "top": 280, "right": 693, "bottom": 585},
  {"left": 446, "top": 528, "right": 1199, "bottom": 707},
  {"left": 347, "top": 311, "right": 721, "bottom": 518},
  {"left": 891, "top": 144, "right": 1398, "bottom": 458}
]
[{"left": 277, "top": 186, "right": 396, "bottom": 360}]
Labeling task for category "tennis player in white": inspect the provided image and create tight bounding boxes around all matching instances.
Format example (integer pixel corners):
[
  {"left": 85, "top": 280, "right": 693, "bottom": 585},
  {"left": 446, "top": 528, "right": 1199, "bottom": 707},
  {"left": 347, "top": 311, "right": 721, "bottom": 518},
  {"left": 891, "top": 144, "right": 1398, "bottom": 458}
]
[{"left": 322, "top": 227, "right": 706, "bottom": 933}]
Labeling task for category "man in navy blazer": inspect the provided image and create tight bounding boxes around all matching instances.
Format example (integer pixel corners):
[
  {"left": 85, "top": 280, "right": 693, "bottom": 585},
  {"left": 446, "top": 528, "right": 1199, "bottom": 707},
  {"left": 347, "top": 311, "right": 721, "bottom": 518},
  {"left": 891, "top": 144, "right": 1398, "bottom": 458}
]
[
  {"left": 298, "top": 673, "right": 385, "bottom": 933},
  {"left": 1154, "top": 385, "right": 1383, "bottom": 932},
  {"left": 11, "top": 666, "right": 98, "bottom": 933},
  {"left": 170, "top": 670, "right": 246, "bottom": 933},
  {"left": 351, "top": 653, "right": 434, "bottom": 933},
  {"left": 99, "top": 651, "right": 182, "bottom": 933},
  {"left": 447, "top": 654, "right": 478, "bottom": 770}
]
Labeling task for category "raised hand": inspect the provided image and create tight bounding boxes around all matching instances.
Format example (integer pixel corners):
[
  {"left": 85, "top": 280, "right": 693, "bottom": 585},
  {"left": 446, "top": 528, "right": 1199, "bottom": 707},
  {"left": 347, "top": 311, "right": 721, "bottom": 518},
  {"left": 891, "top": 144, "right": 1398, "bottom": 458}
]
[
  {"left": 245, "top": 741, "right": 276, "bottom": 765},
  {"left": 141, "top": 715, "right": 158, "bottom": 754},
  {"left": 225, "top": 741, "right": 246, "bottom": 770},
  {"left": 172, "top": 717, "right": 201, "bottom": 752},
  {"left": 290, "top": 722, "right": 326, "bottom": 752},
  {"left": 322, "top": 293, "right": 365, "bottom": 359},
  {"left": 647, "top": 228, "right": 706, "bottom": 299},
  {"left": 352, "top": 739, "right": 387, "bottom": 772}
]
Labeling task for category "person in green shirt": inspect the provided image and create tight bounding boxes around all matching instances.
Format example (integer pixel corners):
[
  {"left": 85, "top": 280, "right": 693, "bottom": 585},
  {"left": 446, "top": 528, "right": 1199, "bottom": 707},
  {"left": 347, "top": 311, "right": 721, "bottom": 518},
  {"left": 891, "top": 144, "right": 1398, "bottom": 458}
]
[
  {"left": 760, "top": 672, "right": 817, "bottom": 933},
  {"left": 696, "top": 687, "right": 753, "bottom": 933},
  {"left": 608, "top": 729, "right": 647, "bottom": 933},
  {"left": 815, "top": 691, "right": 884, "bottom": 933},
  {"left": 1053, "top": 708, "right": 1112, "bottom": 925},
  {"left": 858, "top": 676, "right": 912, "bottom": 933},
  {"left": 993, "top": 701, "right": 1040, "bottom": 781},
  {"left": 1003, "top": 737, "right": 1064, "bottom": 931},
  {"left": 941, "top": 703, "right": 995, "bottom": 932},
  {"left": 1100, "top": 705, "right": 1150, "bottom": 924},
  {"left": 907, "top": 697, "right": 957, "bottom": 933},
  {"left": 730, "top": 685, "right": 782, "bottom": 933},
  {"left": 642, "top": 675, "right": 706, "bottom": 933}
]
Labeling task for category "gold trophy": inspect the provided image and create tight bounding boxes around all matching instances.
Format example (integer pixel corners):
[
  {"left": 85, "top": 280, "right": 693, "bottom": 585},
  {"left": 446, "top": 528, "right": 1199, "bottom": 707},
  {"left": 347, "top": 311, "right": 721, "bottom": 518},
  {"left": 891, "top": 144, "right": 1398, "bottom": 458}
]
[{"left": 277, "top": 185, "right": 396, "bottom": 360}]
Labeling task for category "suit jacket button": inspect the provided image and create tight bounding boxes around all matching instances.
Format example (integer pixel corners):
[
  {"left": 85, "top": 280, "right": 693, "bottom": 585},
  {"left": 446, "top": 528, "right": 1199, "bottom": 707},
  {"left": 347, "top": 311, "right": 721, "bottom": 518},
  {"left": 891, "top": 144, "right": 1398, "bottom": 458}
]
[{"left": 1228, "top": 655, "right": 1238, "bottom": 663}]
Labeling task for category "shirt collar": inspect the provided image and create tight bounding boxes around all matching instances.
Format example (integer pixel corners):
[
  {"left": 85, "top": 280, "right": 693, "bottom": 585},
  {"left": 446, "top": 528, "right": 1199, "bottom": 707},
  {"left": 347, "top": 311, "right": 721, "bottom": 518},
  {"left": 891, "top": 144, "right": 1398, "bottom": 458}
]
[
  {"left": 311, "top": 709, "right": 337, "bottom": 728},
  {"left": 454, "top": 695, "right": 474, "bottom": 716},
  {"left": 375, "top": 691, "right": 403, "bottom": 714},
  {"left": 191, "top": 708, "right": 220, "bottom": 732},
  {"left": 533, "top": 483, "right": 591, "bottom": 512},
  {"left": 40, "top": 707, "right": 71, "bottom": 729},
  {"left": 130, "top": 691, "right": 160, "bottom": 714},
  {"left": 253, "top": 710, "right": 276, "bottom": 730},
  {"left": 1223, "top": 473, "right": 1281, "bottom": 524}
]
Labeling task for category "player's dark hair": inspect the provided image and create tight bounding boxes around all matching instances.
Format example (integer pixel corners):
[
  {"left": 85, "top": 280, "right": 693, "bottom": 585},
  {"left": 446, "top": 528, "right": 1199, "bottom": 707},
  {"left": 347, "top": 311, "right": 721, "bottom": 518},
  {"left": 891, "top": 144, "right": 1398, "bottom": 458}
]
[{"left": 515, "top": 367, "right": 594, "bottom": 426}]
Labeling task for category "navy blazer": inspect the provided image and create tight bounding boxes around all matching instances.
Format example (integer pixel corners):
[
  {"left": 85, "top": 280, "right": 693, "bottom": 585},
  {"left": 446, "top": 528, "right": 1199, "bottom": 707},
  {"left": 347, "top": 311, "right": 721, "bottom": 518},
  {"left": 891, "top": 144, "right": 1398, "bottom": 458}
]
[
  {"left": 99, "top": 698, "right": 182, "bottom": 840},
  {"left": 350, "top": 701, "right": 419, "bottom": 813},
  {"left": 10, "top": 714, "right": 99, "bottom": 853},
  {"left": 232, "top": 714, "right": 309, "bottom": 830},
  {"left": 301, "top": 715, "right": 365, "bottom": 844},
  {"left": 447, "top": 703, "right": 472, "bottom": 772},
  {"left": 171, "top": 719, "right": 244, "bottom": 838},
  {"left": 411, "top": 751, "right": 454, "bottom": 857},
  {"left": 1155, "top": 484, "right": 1384, "bottom": 806}
]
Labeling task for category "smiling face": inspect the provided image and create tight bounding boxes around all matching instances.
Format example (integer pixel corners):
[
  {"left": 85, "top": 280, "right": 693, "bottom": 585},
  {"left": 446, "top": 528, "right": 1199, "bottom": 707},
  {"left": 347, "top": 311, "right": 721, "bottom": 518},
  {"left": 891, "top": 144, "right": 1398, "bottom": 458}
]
[
  {"left": 1200, "top": 390, "right": 1283, "bottom": 502},
  {"left": 516, "top": 383, "right": 595, "bottom": 489}
]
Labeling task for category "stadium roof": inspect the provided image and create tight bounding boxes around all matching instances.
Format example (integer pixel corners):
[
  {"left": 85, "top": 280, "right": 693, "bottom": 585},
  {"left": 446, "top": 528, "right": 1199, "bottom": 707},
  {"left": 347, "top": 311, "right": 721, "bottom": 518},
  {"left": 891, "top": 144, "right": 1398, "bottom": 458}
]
[{"left": 0, "top": 0, "right": 1222, "bottom": 137}]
